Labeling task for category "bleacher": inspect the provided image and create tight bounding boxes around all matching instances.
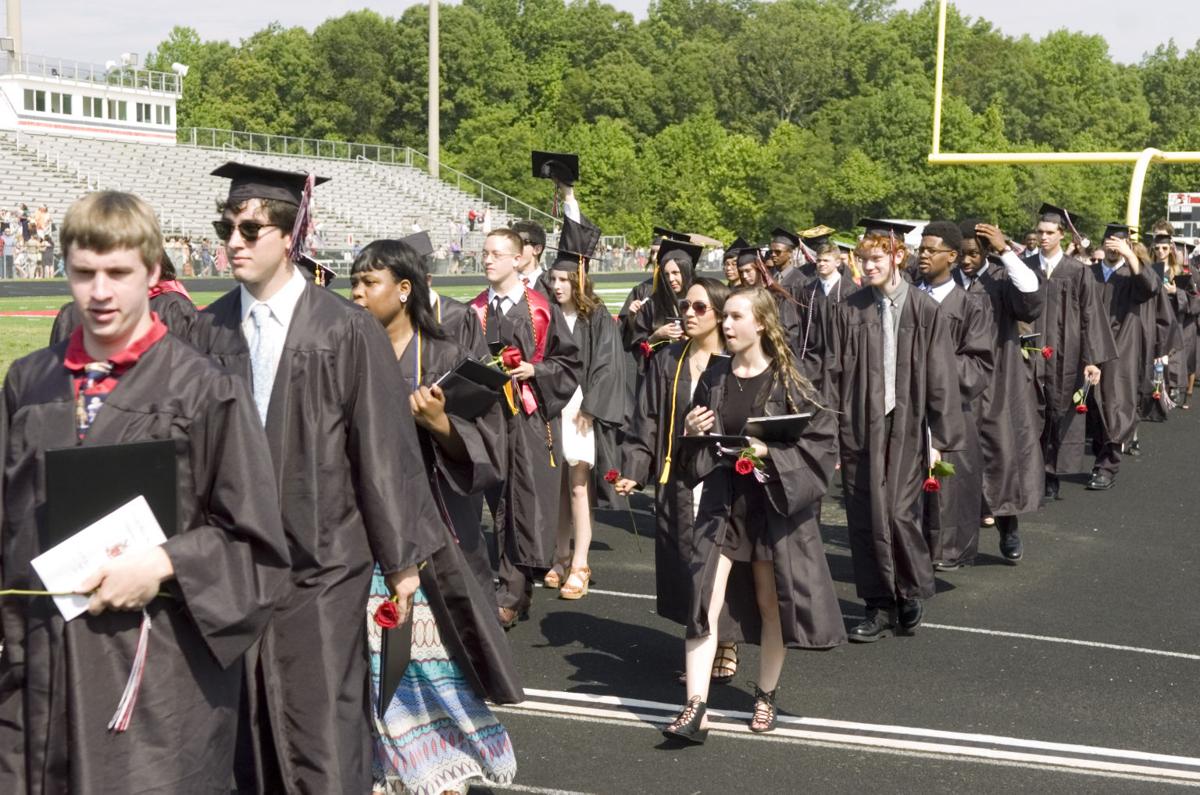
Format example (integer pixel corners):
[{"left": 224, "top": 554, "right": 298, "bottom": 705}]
[{"left": 0, "top": 130, "right": 551, "bottom": 259}]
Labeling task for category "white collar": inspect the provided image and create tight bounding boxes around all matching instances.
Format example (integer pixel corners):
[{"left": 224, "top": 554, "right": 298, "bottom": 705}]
[
  {"left": 520, "top": 266, "right": 543, "bottom": 285},
  {"left": 240, "top": 265, "right": 307, "bottom": 328},
  {"left": 1040, "top": 249, "right": 1064, "bottom": 272},
  {"left": 925, "top": 279, "right": 957, "bottom": 304},
  {"left": 819, "top": 271, "right": 841, "bottom": 290},
  {"left": 487, "top": 280, "right": 527, "bottom": 306},
  {"left": 429, "top": 288, "right": 440, "bottom": 308}
]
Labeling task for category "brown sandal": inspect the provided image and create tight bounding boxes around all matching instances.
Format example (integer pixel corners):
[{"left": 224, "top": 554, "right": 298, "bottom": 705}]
[
  {"left": 542, "top": 555, "right": 571, "bottom": 589},
  {"left": 559, "top": 566, "right": 591, "bottom": 600}
]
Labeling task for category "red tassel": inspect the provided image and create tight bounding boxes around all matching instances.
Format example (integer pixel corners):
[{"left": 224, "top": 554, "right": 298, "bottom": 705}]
[{"left": 108, "top": 608, "right": 152, "bottom": 733}]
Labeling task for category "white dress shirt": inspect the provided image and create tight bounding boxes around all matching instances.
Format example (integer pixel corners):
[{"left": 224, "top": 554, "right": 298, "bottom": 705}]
[{"left": 240, "top": 265, "right": 307, "bottom": 369}]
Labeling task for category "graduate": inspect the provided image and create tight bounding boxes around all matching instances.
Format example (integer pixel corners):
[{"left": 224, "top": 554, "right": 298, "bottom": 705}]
[
  {"left": 956, "top": 222, "right": 1045, "bottom": 560},
  {"left": 1084, "top": 224, "right": 1160, "bottom": 490},
  {"left": 188, "top": 162, "right": 445, "bottom": 794},
  {"left": 348, "top": 239, "right": 521, "bottom": 794},
  {"left": 541, "top": 214, "right": 625, "bottom": 599},
  {"left": 826, "top": 222, "right": 964, "bottom": 641},
  {"left": 621, "top": 237, "right": 699, "bottom": 359},
  {"left": 470, "top": 228, "right": 581, "bottom": 629},
  {"left": 664, "top": 287, "right": 845, "bottom": 743},
  {"left": 915, "top": 222, "right": 994, "bottom": 570},
  {"left": 519, "top": 150, "right": 583, "bottom": 299},
  {"left": 814, "top": 243, "right": 852, "bottom": 304},
  {"left": 1152, "top": 232, "right": 1198, "bottom": 408},
  {"left": 615, "top": 277, "right": 740, "bottom": 682},
  {"left": 767, "top": 227, "right": 804, "bottom": 291},
  {"left": 0, "top": 191, "right": 290, "bottom": 793},
  {"left": 1023, "top": 204, "right": 1117, "bottom": 500},
  {"left": 48, "top": 249, "right": 198, "bottom": 345},
  {"left": 723, "top": 236, "right": 747, "bottom": 288}
]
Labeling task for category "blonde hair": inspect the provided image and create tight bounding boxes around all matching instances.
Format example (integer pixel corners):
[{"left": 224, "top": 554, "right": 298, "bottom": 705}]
[
  {"left": 732, "top": 287, "right": 820, "bottom": 411},
  {"left": 60, "top": 191, "right": 164, "bottom": 270}
]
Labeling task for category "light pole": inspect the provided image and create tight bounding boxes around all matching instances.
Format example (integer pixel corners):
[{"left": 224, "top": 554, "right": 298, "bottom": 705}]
[
  {"left": 6, "top": 0, "right": 22, "bottom": 59},
  {"left": 427, "top": 0, "right": 439, "bottom": 178}
]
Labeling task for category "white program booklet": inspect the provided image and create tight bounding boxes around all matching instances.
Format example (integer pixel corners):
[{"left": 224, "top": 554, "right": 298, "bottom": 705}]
[{"left": 31, "top": 495, "right": 168, "bottom": 621}]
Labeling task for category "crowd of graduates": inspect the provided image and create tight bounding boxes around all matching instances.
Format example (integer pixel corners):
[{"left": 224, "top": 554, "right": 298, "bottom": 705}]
[{"left": 0, "top": 150, "right": 1196, "bottom": 793}]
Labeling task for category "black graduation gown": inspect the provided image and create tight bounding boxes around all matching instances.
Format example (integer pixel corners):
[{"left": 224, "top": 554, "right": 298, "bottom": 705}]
[
  {"left": 1088, "top": 262, "right": 1160, "bottom": 446},
  {"left": 563, "top": 305, "right": 625, "bottom": 506},
  {"left": 827, "top": 287, "right": 965, "bottom": 605},
  {"left": 620, "top": 341, "right": 712, "bottom": 626},
  {"left": 1026, "top": 254, "right": 1118, "bottom": 474},
  {"left": 0, "top": 334, "right": 290, "bottom": 794},
  {"left": 189, "top": 281, "right": 445, "bottom": 795},
  {"left": 955, "top": 264, "right": 1045, "bottom": 516},
  {"left": 48, "top": 291, "right": 198, "bottom": 346},
  {"left": 1163, "top": 278, "right": 1199, "bottom": 392},
  {"left": 679, "top": 362, "right": 846, "bottom": 648},
  {"left": 435, "top": 292, "right": 485, "bottom": 357},
  {"left": 922, "top": 285, "right": 994, "bottom": 566},
  {"left": 784, "top": 280, "right": 829, "bottom": 389},
  {"left": 395, "top": 333, "right": 522, "bottom": 704},
  {"left": 478, "top": 293, "right": 581, "bottom": 569},
  {"left": 1136, "top": 268, "right": 1180, "bottom": 421},
  {"left": 617, "top": 277, "right": 654, "bottom": 425}
]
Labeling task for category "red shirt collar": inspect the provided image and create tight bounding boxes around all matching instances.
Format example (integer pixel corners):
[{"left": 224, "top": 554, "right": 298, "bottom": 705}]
[
  {"left": 64, "top": 313, "right": 168, "bottom": 373},
  {"left": 148, "top": 279, "right": 193, "bottom": 301}
]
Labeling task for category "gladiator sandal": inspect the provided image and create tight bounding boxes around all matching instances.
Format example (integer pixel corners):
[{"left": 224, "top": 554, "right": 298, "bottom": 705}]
[
  {"left": 663, "top": 696, "right": 708, "bottom": 744},
  {"left": 711, "top": 642, "right": 738, "bottom": 684},
  {"left": 749, "top": 684, "right": 778, "bottom": 733}
]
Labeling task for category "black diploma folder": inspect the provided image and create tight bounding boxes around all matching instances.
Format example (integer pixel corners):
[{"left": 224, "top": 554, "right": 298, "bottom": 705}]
[
  {"left": 435, "top": 358, "right": 512, "bottom": 420},
  {"left": 741, "top": 413, "right": 813, "bottom": 443},
  {"left": 42, "top": 439, "right": 178, "bottom": 550},
  {"left": 377, "top": 616, "right": 413, "bottom": 719}
]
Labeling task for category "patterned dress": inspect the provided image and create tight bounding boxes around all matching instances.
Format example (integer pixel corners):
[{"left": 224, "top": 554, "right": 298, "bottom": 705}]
[{"left": 367, "top": 572, "right": 518, "bottom": 794}]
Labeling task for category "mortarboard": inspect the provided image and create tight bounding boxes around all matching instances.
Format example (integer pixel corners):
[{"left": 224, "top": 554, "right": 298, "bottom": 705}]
[
  {"left": 211, "top": 161, "right": 329, "bottom": 206},
  {"left": 653, "top": 226, "right": 691, "bottom": 242},
  {"left": 1037, "top": 203, "right": 1084, "bottom": 238},
  {"left": 1102, "top": 222, "right": 1134, "bottom": 240},
  {"left": 399, "top": 230, "right": 434, "bottom": 259},
  {"left": 549, "top": 214, "right": 602, "bottom": 275},
  {"left": 770, "top": 227, "right": 800, "bottom": 248},
  {"left": 658, "top": 238, "right": 703, "bottom": 268},
  {"left": 732, "top": 245, "right": 765, "bottom": 267},
  {"left": 858, "top": 218, "right": 916, "bottom": 237},
  {"left": 297, "top": 253, "right": 336, "bottom": 287},
  {"left": 724, "top": 237, "right": 749, "bottom": 259},
  {"left": 531, "top": 151, "right": 579, "bottom": 185},
  {"left": 1151, "top": 232, "right": 1173, "bottom": 245},
  {"left": 801, "top": 224, "right": 836, "bottom": 250}
]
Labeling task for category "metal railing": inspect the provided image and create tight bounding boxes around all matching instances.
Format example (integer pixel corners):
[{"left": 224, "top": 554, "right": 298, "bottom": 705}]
[
  {"left": 0, "top": 53, "right": 182, "bottom": 94},
  {"left": 6, "top": 132, "right": 101, "bottom": 191},
  {"left": 179, "top": 127, "right": 557, "bottom": 228}
]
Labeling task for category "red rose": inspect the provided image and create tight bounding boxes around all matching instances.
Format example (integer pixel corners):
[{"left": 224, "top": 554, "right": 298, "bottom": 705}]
[
  {"left": 1152, "top": 391, "right": 1161, "bottom": 400},
  {"left": 922, "top": 476, "right": 941, "bottom": 493},
  {"left": 604, "top": 469, "right": 620, "bottom": 484},
  {"left": 1075, "top": 404, "right": 1088, "bottom": 414},
  {"left": 500, "top": 346, "right": 523, "bottom": 369},
  {"left": 373, "top": 599, "right": 400, "bottom": 629},
  {"left": 639, "top": 341, "right": 654, "bottom": 359},
  {"left": 734, "top": 456, "right": 756, "bottom": 476},
  {"left": 1041, "top": 346, "right": 1053, "bottom": 360}
]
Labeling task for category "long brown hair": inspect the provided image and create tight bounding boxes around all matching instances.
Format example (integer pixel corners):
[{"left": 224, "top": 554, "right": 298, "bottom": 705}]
[
  {"left": 554, "top": 265, "right": 601, "bottom": 317},
  {"left": 733, "top": 287, "right": 821, "bottom": 411}
]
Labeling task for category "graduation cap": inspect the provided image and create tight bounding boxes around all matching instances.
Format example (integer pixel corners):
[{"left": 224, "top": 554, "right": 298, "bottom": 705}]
[
  {"left": 399, "top": 230, "right": 434, "bottom": 259},
  {"left": 531, "top": 150, "right": 579, "bottom": 185},
  {"left": 724, "top": 236, "right": 749, "bottom": 259},
  {"left": 653, "top": 226, "right": 691, "bottom": 243},
  {"left": 858, "top": 218, "right": 916, "bottom": 238},
  {"left": 211, "top": 161, "right": 330, "bottom": 206},
  {"left": 296, "top": 253, "right": 336, "bottom": 287},
  {"left": 732, "top": 244, "right": 765, "bottom": 267},
  {"left": 549, "top": 214, "right": 602, "bottom": 277},
  {"left": 1036, "top": 203, "right": 1084, "bottom": 240},
  {"left": 769, "top": 227, "right": 800, "bottom": 249},
  {"left": 658, "top": 238, "right": 702, "bottom": 268},
  {"left": 1151, "top": 232, "right": 1173, "bottom": 246},
  {"left": 1101, "top": 222, "right": 1134, "bottom": 241},
  {"left": 801, "top": 224, "right": 836, "bottom": 250}
]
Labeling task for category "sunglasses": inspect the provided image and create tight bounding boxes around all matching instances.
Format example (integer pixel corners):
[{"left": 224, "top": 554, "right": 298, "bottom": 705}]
[
  {"left": 212, "top": 220, "right": 280, "bottom": 243},
  {"left": 679, "top": 299, "right": 713, "bottom": 316}
]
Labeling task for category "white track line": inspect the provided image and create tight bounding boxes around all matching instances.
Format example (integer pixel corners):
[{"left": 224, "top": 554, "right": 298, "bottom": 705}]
[
  {"left": 569, "top": 585, "right": 1200, "bottom": 661},
  {"left": 498, "top": 699, "right": 1200, "bottom": 785},
  {"left": 522, "top": 688, "right": 1200, "bottom": 767}
]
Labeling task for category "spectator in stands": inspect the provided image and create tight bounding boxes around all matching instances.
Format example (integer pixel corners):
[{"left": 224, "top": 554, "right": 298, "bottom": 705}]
[
  {"left": 33, "top": 204, "right": 51, "bottom": 238},
  {"left": 199, "top": 238, "right": 214, "bottom": 275},
  {"left": 19, "top": 203, "right": 31, "bottom": 240},
  {"left": 41, "top": 231, "right": 56, "bottom": 278},
  {"left": 0, "top": 227, "right": 7, "bottom": 279},
  {"left": 181, "top": 237, "right": 194, "bottom": 277}
]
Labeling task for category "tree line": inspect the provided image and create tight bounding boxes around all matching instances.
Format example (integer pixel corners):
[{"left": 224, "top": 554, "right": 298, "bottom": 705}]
[{"left": 146, "top": 0, "right": 1200, "bottom": 244}]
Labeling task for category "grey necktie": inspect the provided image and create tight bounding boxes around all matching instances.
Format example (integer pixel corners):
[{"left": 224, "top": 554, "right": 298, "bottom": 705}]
[
  {"left": 881, "top": 298, "right": 896, "bottom": 414},
  {"left": 249, "top": 303, "right": 279, "bottom": 425}
]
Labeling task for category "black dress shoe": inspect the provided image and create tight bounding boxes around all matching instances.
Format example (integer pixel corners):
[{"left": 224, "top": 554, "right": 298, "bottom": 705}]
[
  {"left": 999, "top": 529, "right": 1023, "bottom": 564},
  {"left": 848, "top": 608, "right": 896, "bottom": 643},
  {"left": 933, "top": 560, "right": 961, "bottom": 572},
  {"left": 1043, "top": 475, "right": 1060, "bottom": 501},
  {"left": 663, "top": 696, "right": 708, "bottom": 744},
  {"left": 1086, "top": 472, "right": 1115, "bottom": 490},
  {"left": 1125, "top": 439, "right": 1142, "bottom": 457},
  {"left": 898, "top": 599, "right": 923, "bottom": 633}
]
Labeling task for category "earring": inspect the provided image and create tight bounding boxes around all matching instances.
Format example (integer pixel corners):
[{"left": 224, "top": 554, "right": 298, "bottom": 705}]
[{"left": 400, "top": 293, "right": 408, "bottom": 303}]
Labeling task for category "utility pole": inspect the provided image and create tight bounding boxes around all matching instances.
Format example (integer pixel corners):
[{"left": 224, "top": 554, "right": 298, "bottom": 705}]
[
  {"left": 427, "top": 0, "right": 439, "bottom": 178},
  {"left": 6, "top": 0, "right": 23, "bottom": 58}
]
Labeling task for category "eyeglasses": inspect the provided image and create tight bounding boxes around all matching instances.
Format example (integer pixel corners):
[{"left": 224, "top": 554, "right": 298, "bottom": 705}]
[
  {"left": 679, "top": 299, "right": 712, "bottom": 316},
  {"left": 916, "top": 246, "right": 955, "bottom": 256},
  {"left": 212, "top": 220, "right": 279, "bottom": 243}
]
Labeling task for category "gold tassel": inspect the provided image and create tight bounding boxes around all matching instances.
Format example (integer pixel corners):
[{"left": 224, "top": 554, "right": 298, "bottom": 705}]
[
  {"left": 657, "top": 340, "right": 691, "bottom": 484},
  {"left": 502, "top": 381, "right": 519, "bottom": 415}
]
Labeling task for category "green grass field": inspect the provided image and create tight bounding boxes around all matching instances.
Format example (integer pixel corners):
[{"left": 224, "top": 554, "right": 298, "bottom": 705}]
[{"left": 0, "top": 280, "right": 639, "bottom": 381}]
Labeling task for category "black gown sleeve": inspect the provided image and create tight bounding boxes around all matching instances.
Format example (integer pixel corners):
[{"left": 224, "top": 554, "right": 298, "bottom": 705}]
[
  {"left": 531, "top": 305, "right": 582, "bottom": 418},
  {"left": 760, "top": 402, "right": 837, "bottom": 518},
  {"left": 579, "top": 307, "right": 625, "bottom": 425},
  {"left": 620, "top": 344, "right": 668, "bottom": 486},
  {"left": 48, "top": 301, "right": 79, "bottom": 346},
  {"left": 956, "top": 294, "right": 996, "bottom": 403}
]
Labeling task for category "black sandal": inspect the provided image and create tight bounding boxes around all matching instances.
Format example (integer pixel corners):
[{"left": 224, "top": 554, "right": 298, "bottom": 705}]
[
  {"left": 749, "top": 684, "right": 778, "bottom": 733},
  {"left": 663, "top": 696, "right": 708, "bottom": 744},
  {"left": 711, "top": 642, "right": 738, "bottom": 684}
]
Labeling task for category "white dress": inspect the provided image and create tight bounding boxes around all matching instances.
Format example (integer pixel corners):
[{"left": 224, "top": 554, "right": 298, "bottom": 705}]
[{"left": 559, "top": 311, "right": 595, "bottom": 468}]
